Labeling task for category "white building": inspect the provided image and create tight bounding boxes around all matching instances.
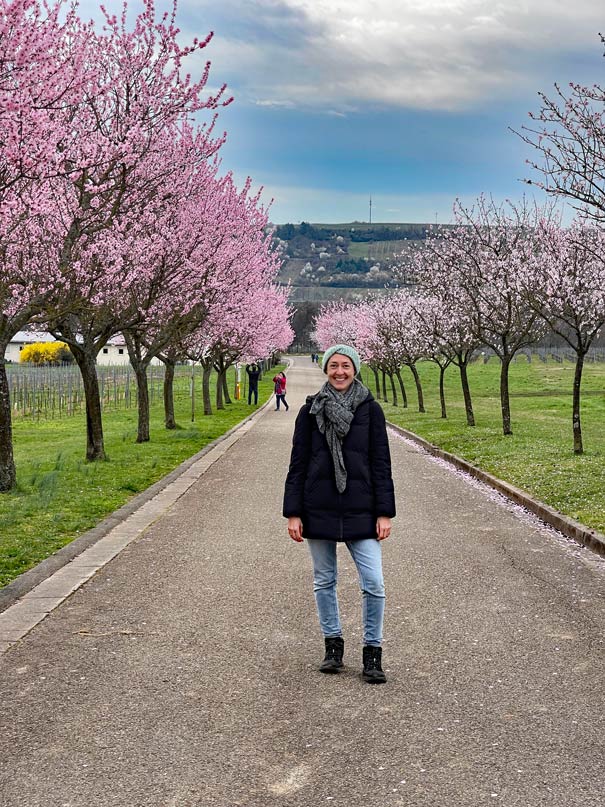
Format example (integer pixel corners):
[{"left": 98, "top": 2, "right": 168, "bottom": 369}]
[
  {"left": 6, "top": 331, "right": 161, "bottom": 366},
  {"left": 6, "top": 331, "right": 54, "bottom": 364}
]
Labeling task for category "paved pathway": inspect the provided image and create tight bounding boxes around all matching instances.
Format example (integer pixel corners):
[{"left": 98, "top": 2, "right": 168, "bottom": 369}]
[{"left": 1, "top": 356, "right": 604, "bottom": 807}]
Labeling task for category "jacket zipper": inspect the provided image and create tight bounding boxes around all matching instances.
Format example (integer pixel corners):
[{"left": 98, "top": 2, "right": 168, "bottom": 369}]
[{"left": 338, "top": 492, "right": 344, "bottom": 540}]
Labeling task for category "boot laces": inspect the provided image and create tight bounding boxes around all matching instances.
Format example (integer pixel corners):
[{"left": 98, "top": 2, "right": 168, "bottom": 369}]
[
  {"left": 325, "top": 641, "right": 341, "bottom": 660},
  {"left": 365, "top": 648, "right": 382, "bottom": 670}
]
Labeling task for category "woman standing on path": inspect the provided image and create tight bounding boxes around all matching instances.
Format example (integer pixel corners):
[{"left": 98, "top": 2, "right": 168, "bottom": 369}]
[
  {"left": 273, "top": 370, "right": 289, "bottom": 411},
  {"left": 283, "top": 345, "right": 396, "bottom": 683}
]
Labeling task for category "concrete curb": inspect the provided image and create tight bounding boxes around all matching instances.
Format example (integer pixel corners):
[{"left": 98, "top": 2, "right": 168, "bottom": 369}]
[
  {"left": 0, "top": 381, "right": 281, "bottom": 616},
  {"left": 387, "top": 421, "right": 605, "bottom": 559}
]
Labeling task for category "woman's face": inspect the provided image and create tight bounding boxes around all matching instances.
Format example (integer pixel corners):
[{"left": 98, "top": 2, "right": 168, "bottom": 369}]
[{"left": 326, "top": 354, "right": 355, "bottom": 392}]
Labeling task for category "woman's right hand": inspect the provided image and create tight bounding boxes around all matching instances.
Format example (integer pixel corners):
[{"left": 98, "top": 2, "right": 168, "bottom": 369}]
[{"left": 287, "top": 516, "right": 304, "bottom": 542}]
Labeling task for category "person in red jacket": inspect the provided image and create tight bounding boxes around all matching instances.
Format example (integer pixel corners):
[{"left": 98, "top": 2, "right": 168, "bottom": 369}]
[{"left": 273, "top": 371, "right": 289, "bottom": 411}]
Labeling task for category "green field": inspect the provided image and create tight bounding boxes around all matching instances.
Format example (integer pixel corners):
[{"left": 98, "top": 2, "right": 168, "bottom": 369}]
[
  {"left": 0, "top": 365, "right": 283, "bottom": 587},
  {"left": 361, "top": 357, "right": 605, "bottom": 535},
  {"left": 347, "top": 239, "right": 412, "bottom": 260}
]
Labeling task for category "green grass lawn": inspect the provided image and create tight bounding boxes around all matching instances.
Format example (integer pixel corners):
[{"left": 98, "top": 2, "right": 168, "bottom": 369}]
[
  {"left": 360, "top": 356, "right": 605, "bottom": 535},
  {"left": 0, "top": 365, "right": 283, "bottom": 587}
]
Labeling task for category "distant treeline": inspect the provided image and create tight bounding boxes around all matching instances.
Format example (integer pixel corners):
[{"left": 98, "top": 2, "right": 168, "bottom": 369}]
[
  {"left": 274, "top": 222, "right": 430, "bottom": 243},
  {"left": 334, "top": 258, "right": 370, "bottom": 274}
]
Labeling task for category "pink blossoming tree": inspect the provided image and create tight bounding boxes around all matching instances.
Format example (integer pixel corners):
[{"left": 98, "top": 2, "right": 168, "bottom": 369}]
[{"left": 523, "top": 221, "right": 605, "bottom": 453}]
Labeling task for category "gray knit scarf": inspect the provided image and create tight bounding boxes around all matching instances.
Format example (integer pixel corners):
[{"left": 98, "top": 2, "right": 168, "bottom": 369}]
[{"left": 309, "top": 378, "right": 369, "bottom": 493}]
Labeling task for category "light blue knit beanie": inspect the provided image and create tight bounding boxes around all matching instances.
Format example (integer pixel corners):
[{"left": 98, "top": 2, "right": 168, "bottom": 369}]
[{"left": 321, "top": 344, "right": 361, "bottom": 374}]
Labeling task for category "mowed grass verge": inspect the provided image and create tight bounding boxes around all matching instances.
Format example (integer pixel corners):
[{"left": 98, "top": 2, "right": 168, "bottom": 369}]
[
  {"left": 362, "top": 357, "right": 605, "bottom": 535},
  {"left": 0, "top": 365, "right": 283, "bottom": 587}
]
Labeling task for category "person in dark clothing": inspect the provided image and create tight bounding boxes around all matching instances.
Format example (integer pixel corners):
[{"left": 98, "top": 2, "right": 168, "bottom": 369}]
[
  {"left": 283, "top": 344, "right": 395, "bottom": 683},
  {"left": 246, "top": 363, "right": 261, "bottom": 405}
]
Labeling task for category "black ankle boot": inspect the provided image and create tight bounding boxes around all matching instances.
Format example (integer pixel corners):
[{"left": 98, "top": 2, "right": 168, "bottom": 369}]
[
  {"left": 319, "top": 636, "right": 344, "bottom": 673},
  {"left": 362, "top": 645, "right": 387, "bottom": 684}
]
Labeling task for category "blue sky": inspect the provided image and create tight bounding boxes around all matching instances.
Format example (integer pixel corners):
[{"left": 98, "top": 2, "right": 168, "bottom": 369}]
[{"left": 84, "top": 1, "right": 605, "bottom": 224}]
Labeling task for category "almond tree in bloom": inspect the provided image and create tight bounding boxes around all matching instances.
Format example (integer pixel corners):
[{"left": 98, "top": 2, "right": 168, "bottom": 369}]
[
  {"left": 42, "top": 1, "right": 228, "bottom": 462},
  {"left": 154, "top": 173, "right": 273, "bottom": 426},
  {"left": 410, "top": 292, "right": 457, "bottom": 419},
  {"left": 239, "top": 284, "right": 293, "bottom": 366},
  {"left": 522, "top": 221, "right": 605, "bottom": 454},
  {"left": 410, "top": 231, "right": 481, "bottom": 426},
  {"left": 175, "top": 204, "right": 290, "bottom": 416},
  {"left": 121, "top": 164, "right": 272, "bottom": 441},
  {"left": 0, "top": 0, "right": 90, "bottom": 490},
  {"left": 314, "top": 299, "right": 393, "bottom": 398},
  {"left": 313, "top": 299, "right": 387, "bottom": 395},
  {"left": 354, "top": 301, "right": 392, "bottom": 401},
  {"left": 352, "top": 300, "right": 397, "bottom": 402},
  {"left": 183, "top": 282, "right": 291, "bottom": 417},
  {"left": 352, "top": 298, "right": 401, "bottom": 404},
  {"left": 205, "top": 211, "right": 284, "bottom": 411},
  {"left": 0, "top": 0, "right": 88, "bottom": 192},
  {"left": 375, "top": 291, "right": 430, "bottom": 412},
  {"left": 517, "top": 40, "right": 605, "bottom": 222},
  {"left": 313, "top": 299, "right": 362, "bottom": 352},
  {"left": 215, "top": 282, "right": 293, "bottom": 406},
  {"left": 428, "top": 197, "right": 548, "bottom": 435}
]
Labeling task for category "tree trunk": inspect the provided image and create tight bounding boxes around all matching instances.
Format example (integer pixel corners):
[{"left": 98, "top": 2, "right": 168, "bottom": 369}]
[
  {"left": 572, "top": 350, "right": 585, "bottom": 455},
  {"left": 216, "top": 369, "right": 224, "bottom": 410},
  {"left": 439, "top": 365, "right": 447, "bottom": 419},
  {"left": 0, "top": 356, "right": 16, "bottom": 492},
  {"left": 395, "top": 369, "right": 408, "bottom": 408},
  {"left": 163, "top": 358, "right": 177, "bottom": 429},
  {"left": 134, "top": 363, "right": 151, "bottom": 443},
  {"left": 0, "top": 310, "right": 43, "bottom": 491},
  {"left": 372, "top": 366, "right": 381, "bottom": 400},
  {"left": 408, "top": 363, "right": 425, "bottom": 413},
  {"left": 124, "top": 333, "right": 152, "bottom": 443},
  {"left": 71, "top": 345, "right": 106, "bottom": 461},
  {"left": 222, "top": 369, "right": 232, "bottom": 404},
  {"left": 381, "top": 370, "right": 388, "bottom": 403},
  {"left": 201, "top": 360, "right": 213, "bottom": 415},
  {"left": 500, "top": 354, "right": 513, "bottom": 436},
  {"left": 389, "top": 373, "right": 398, "bottom": 406},
  {"left": 458, "top": 358, "right": 475, "bottom": 427}
]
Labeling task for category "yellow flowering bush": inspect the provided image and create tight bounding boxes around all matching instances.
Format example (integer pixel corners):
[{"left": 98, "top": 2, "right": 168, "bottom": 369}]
[{"left": 20, "top": 342, "right": 72, "bottom": 365}]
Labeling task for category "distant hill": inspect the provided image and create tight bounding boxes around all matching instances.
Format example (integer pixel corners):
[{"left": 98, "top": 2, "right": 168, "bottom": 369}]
[
  {"left": 273, "top": 221, "right": 423, "bottom": 301},
  {"left": 274, "top": 221, "right": 434, "bottom": 243},
  {"left": 273, "top": 221, "right": 430, "bottom": 348}
]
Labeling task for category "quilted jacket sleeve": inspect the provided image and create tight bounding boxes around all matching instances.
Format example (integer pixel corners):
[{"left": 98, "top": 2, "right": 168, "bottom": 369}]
[
  {"left": 369, "top": 401, "right": 396, "bottom": 518},
  {"left": 282, "top": 404, "right": 312, "bottom": 517}
]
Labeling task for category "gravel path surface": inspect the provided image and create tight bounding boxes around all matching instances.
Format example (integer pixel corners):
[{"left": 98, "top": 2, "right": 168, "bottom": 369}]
[{"left": 1, "top": 356, "right": 604, "bottom": 807}]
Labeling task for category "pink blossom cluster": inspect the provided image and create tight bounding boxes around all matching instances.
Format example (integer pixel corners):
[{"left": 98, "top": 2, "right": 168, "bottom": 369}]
[
  {"left": 0, "top": 0, "right": 292, "bottom": 485},
  {"left": 313, "top": 196, "right": 605, "bottom": 452}
]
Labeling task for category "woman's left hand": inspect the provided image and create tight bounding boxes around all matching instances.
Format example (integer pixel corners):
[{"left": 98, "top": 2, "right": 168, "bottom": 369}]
[{"left": 376, "top": 516, "right": 391, "bottom": 541}]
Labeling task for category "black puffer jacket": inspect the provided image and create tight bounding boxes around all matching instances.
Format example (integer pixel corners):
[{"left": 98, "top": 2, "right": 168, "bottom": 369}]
[{"left": 283, "top": 390, "right": 396, "bottom": 541}]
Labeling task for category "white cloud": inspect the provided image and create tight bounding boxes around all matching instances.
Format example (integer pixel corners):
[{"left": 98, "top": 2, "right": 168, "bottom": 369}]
[
  {"left": 255, "top": 99, "right": 296, "bottom": 108},
  {"left": 186, "top": 0, "right": 605, "bottom": 111}
]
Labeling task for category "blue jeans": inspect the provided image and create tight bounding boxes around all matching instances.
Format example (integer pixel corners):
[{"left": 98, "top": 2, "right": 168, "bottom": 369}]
[{"left": 307, "top": 538, "right": 385, "bottom": 646}]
